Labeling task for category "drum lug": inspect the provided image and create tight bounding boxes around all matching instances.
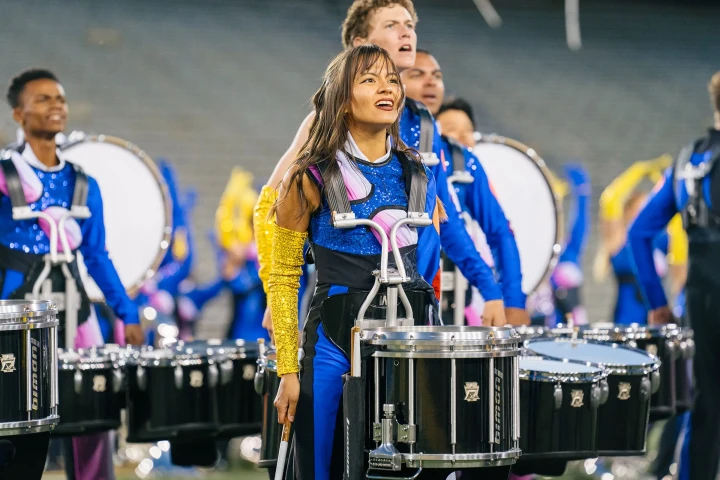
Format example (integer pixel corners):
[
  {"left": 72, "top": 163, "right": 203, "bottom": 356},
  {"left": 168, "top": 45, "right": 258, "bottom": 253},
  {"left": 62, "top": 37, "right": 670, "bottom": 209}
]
[
  {"left": 254, "top": 363, "right": 265, "bottom": 395},
  {"left": 136, "top": 366, "right": 147, "bottom": 391},
  {"left": 666, "top": 339, "right": 676, "bottom": 361},
  {"left": 650, "top": 370, "right": 661, "bottom": 395},
  {"left": 591, "top": 384, "right": 602, "bottom": 409},
  {"left": 112, "top": 369, "right": 124, "bottom": 393},
  {"left": 174, "top": 366, "right": 184, "bottom": 390},
  {"left": 368, "top": 404, "right": 402, "bottom": 471},
  {"left": 208, "top": 364, "right": 219, "bottom": 389},
  {"left": 627, "top": 340, "right": 638, "bottom": 349},
  {"left": 220, "top": 360, "right": 234, "bottom": 386},
  {"left": 74, "top": 370, "right": 83, "bottom": 395},
  {"left": 683, "top": 339, "right": 695, "bottom": 360},
  {"left": 599, "top": 379, "right": 609, "bottom": 405},
  {"left": 397, "top": 423, "right": 416, "bottom": 444},
  {"left": 641, "top": 376, "right": 652, "bottom": 401},
  {"left": 554, "top": 384, "right": 563, "bottom": 409}
]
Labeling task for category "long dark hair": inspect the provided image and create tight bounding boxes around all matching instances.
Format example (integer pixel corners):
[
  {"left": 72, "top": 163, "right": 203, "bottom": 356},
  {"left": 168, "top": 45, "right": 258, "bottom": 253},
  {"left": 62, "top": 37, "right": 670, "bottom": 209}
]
[{"left": 272, "top": 44, "right": 424, "bottom": 218}]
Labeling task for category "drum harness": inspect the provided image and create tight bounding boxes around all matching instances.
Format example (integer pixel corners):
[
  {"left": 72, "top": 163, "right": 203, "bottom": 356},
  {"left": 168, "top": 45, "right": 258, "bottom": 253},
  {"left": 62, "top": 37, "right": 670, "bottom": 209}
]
[{"left": 0, "top": 146, "right": 91, "bottom": 348}]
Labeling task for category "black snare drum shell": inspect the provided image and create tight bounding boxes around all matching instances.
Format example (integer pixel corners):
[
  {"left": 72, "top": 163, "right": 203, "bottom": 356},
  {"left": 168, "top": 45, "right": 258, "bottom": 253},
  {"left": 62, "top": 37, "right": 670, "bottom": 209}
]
[
  {"left": 376, "top": 356, "right": 515, "bottom": 455},
  {"left": 675, "top": 356, "right": 693, "bottom": 413},
  {"left": 258, "top": 365, "right": 281, "bottom": 468},
  {"left": 125, "top": 364, "right": 218, "bottom": 443},
  {"left": 0, "top": 329, "right": 53, "bottom": 425},
  {"left": 519, "top": 378, "right": 598, "bottom": 460},
  {"left": 597, "top": 374, "right": 650, "bottom": 456},
  {"left": 53, "top": 368, "right": 122, "bottom": 437},
  {"left": 216, "top": 355, "right": 262, "bottom": 439},
  {"left": 634, "top": 337, "right": 676, "bottom": 420}
]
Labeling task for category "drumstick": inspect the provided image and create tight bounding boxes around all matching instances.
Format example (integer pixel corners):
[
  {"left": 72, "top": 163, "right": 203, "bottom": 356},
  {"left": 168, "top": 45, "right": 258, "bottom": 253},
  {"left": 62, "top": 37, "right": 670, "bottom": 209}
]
[{"left": 274, "top": 420, "right": 292, "bottom": 480}]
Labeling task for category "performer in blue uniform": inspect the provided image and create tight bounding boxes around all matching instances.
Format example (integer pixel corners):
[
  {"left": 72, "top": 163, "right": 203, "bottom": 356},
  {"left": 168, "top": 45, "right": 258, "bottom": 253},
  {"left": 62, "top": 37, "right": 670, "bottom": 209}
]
[
  {"left": 626, "top": 71, "right": 720, "bottom": 480},
  {"left": 402, "top": 49, "right": 527, "bottom": 324},
  {"left": 0, "top": 69, "right": 143, "bottom": 479}
]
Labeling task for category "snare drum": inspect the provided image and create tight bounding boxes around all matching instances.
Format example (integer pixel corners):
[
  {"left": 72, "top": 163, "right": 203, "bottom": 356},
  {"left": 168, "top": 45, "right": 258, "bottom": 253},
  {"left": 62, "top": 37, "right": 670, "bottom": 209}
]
[
  {"left": 125, "top": 345, "right": 219, "bottom": 443},
  {"left": 362, "top": 326, "right": 521, "bottom": 471},
  {"left": 0, "top": 300, "right": 59, "bottom": 436},
  {"left": 526, "top": 338, "right": 659, "bottom": 456},
  {"left": 201, "top": 339, "right": 262, "bottom": 438},
  {"left": 518, "top": 356, "right": 607, "bottom": 460},
  {"left": 255, "top": 350, "right": 281, "bottom": 469},
  {"left": 582, "top": 324, "right": 676, "bottom": 420},
  {"left": 53, "top": 346, "right": 126, "bottom": 436},
  {"left": 674, "top": 327, "right": 694, "bottom": 412}
]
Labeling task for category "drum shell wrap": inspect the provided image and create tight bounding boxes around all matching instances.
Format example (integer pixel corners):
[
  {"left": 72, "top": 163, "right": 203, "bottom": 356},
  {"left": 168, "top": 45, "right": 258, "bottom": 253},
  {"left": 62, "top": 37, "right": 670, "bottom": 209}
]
[
  {"left": 519, "top": 376, "right": 598, "bottom": 459},
  {"left": 125, "top": 361, "right": 219, "bottom": 443},
  {"left": 257, "top": 355, "right": 281, "bottom": 468},
  {"left": 215, "top": 349, "right": 262, "bottom": 438},
  {"left": 369, "top": 355, "right": 516, "bottom": 455},
  {"left": 53, "top": 364, "right": 122, "bottom": 436},
  {"left": 674, "top": 329, "right": 694, "bottom": 413},
  {"left": 632, "top": 336, "right": 676, "bottom": 420},
  {"left": 0, "top": 328, "right": 54, "bottom": 425}
]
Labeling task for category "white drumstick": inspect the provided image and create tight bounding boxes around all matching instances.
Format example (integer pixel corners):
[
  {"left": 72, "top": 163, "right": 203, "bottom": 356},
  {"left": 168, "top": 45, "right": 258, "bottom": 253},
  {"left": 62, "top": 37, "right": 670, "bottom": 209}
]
[{"left": 274, "top": 420, "right": 292, "bottom": 480}]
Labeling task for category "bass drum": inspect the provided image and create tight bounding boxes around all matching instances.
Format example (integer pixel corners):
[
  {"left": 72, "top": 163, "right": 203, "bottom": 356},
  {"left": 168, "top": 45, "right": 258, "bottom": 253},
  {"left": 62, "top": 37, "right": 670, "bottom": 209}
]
[
  {"left": 59, "top": 132, "right": 172, "bottom": 300},
  {"left": 473, "top": 134, "right": 563, "bottom": 294}
]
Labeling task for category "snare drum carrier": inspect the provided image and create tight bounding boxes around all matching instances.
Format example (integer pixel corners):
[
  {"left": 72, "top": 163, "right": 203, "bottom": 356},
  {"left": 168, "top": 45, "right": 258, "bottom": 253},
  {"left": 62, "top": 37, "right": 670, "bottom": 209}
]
[
  {"left": 0, "top": 146, "right": 94, "bottom": 349},
  {"left": 305, "top": 148, "right": 440, "bottom": 355}
]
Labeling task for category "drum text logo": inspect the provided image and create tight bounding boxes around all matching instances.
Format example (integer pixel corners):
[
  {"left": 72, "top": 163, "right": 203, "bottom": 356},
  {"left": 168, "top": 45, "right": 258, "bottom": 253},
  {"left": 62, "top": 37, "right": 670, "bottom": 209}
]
[
  {"left": 93, "top": 375, "right": 107, "bottom": 393},
  {"left": 0, "top": 354, "right": 16, "bottom": 373},
  {"left": 190, "top": 370, "right": 204, "bottom": 388},
  {"left": 243, "top": 364, "right": 255, "bottom": 381},
  {"left": 464, "top": 382, "right": 480, "bottom": 402},
  {"left": 617, "top": 382, "right": 631, "bottom": 400},
  {"left": 31, "top": 338, "right": 39, "bottom": 411},
  {"left": 570, "top": 389, "right": 584, "bottom": 407},
  {"left": 494, "top": 368, "right": 503, "bottom": 444}
]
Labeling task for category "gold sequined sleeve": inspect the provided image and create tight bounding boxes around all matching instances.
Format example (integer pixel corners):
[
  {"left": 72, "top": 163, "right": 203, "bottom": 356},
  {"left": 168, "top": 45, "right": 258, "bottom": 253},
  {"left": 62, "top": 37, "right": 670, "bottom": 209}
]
[
  {"left": 254, "top": 186, "right": 278, "bottom": 293},
  {"left": 268, "top": 224, "right": 307, "bottom": 376}
]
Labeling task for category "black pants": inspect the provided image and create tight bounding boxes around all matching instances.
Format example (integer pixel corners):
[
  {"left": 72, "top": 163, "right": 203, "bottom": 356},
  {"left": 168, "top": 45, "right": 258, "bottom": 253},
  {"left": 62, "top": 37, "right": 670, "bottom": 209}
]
[
  {"left": 686, "top": 285, "right": 720, "bottom": 480},
  {"left": 0, "top": 432, "right": 50, "bottom": 479}
]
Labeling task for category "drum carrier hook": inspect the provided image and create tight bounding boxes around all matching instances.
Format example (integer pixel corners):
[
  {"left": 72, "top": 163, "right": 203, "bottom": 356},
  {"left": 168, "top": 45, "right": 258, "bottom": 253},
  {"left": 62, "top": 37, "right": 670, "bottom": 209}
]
[{"left": 317, "top": 155, "right": 432, "bottom": 332}]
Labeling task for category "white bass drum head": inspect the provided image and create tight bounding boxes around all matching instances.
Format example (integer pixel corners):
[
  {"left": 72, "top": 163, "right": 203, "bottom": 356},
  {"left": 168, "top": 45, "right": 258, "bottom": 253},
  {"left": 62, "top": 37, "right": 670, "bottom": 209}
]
[
  {"left": 60, "top": 134, "right": 172, "bottom": 301},
  {"left": 473, "top": 134, "right": 563, "bottom": 294}
]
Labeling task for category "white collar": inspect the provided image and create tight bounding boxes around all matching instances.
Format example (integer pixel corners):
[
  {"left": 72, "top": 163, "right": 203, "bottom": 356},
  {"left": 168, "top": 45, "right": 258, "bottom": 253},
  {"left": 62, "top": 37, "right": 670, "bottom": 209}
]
[
  {"left": 345, "top": 132, "right": 392, "bottom": 163},
  {"left": 21, "top": 142, "right": 66, "bottom": 172}
]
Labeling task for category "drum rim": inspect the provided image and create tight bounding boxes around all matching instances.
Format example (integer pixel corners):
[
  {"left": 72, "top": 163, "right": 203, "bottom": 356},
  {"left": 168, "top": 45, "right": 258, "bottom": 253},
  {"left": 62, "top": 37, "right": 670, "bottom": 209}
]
[
  {"left": 360, "top": 325, "right": 519, "bottom": 344},
  {"left": 59, "top": 132, "right": 173, "bottom": 301},
  {"left": 475, "top": 133, "right": 564, "bottom": 294},
  {"left": 58, "top": 347, "right": 127, "bottom": 366},
  {"left": 526, "top": 338, "right": 660, "bottom": 374},
  {"left": 519, "top": 355, "right": 607, "bottom": 383},
  {"left": 0, "top": 299, "right": 57, "bottom": 319}
]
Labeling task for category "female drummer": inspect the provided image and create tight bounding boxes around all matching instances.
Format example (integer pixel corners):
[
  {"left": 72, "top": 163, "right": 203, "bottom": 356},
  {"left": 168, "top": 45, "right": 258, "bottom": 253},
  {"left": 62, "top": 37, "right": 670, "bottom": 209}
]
[
  {"left": 269, "top": 45, "right": 495, "bottom": 480},
  {"left": 593, "top": 157, "right": 685, "bottom": 324}
]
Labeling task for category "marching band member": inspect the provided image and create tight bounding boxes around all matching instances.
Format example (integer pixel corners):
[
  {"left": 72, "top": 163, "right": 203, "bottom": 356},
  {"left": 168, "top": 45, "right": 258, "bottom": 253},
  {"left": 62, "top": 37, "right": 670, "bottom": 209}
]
[
  {"left": 593, "top": 156, "right": 677, "bottom": 324},
  {"left": 401, "top": 49, "right": 528, "bottom": 325},
  {"left": 270, "top": 43, "right": 449, "bottom": 480},
  {"left": 256, "top": 1, "right": 507, "bottom": 343},
  {"left": 0, "top": 69, "right": 143, "bottom": 479},
  {"left": 627, "top": 71, "right": 720, "bottom": 480}
]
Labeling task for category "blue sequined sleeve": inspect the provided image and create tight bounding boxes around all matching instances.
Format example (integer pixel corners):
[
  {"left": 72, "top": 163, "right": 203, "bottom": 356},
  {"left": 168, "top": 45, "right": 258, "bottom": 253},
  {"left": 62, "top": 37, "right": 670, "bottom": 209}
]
[
  {"left": 433, "top": 138, "right": 502, "bottom": 301},
  {"left": 463, "top": 151, "right": 524, "bottom": 307},
  {"left": 627, "top": 170, "right": 677, "bottom": 309},
  {"left": 185, "top": 278, "right": 225, "bottom": 310},
  {"left": 79, "top": 178, "right": 140, "bottom": 325},
  {"left": 559, "top": 165, "right": 591, "bottom": 266}
]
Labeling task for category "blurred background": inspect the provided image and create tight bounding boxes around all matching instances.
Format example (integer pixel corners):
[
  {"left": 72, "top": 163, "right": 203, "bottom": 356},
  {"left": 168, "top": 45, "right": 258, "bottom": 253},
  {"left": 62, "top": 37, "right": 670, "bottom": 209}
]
[{"left": 1, "top": 0, "right": 716, "bottom": 478}]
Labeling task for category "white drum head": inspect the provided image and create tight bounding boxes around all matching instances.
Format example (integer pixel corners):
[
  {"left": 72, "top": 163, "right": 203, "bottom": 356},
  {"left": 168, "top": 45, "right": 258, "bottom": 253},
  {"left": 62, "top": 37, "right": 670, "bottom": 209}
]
[
  {"left": 473, "top": 134, "right": 562, "bottom": 294},
  {"left": 60, "top": 134, "right": 172, "bottom": 301}
]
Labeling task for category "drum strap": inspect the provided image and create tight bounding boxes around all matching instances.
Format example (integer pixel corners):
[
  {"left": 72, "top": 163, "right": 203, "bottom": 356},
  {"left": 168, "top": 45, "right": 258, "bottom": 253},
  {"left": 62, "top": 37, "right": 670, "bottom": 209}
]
[
  {"left": 405, "top": 99, "right": 435, "bottom": 155},
  {"left": 68, "top": 162, "right": 89, "bottom": 208},
  {"left": 317, "top": 151, "right": 427, "bottom": 223},
  {"left": 674, "top": 139, "right": 720, "bottom": 228},
  {"left": 0, "top": 159, "right": 29, "bottom": 210}
]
